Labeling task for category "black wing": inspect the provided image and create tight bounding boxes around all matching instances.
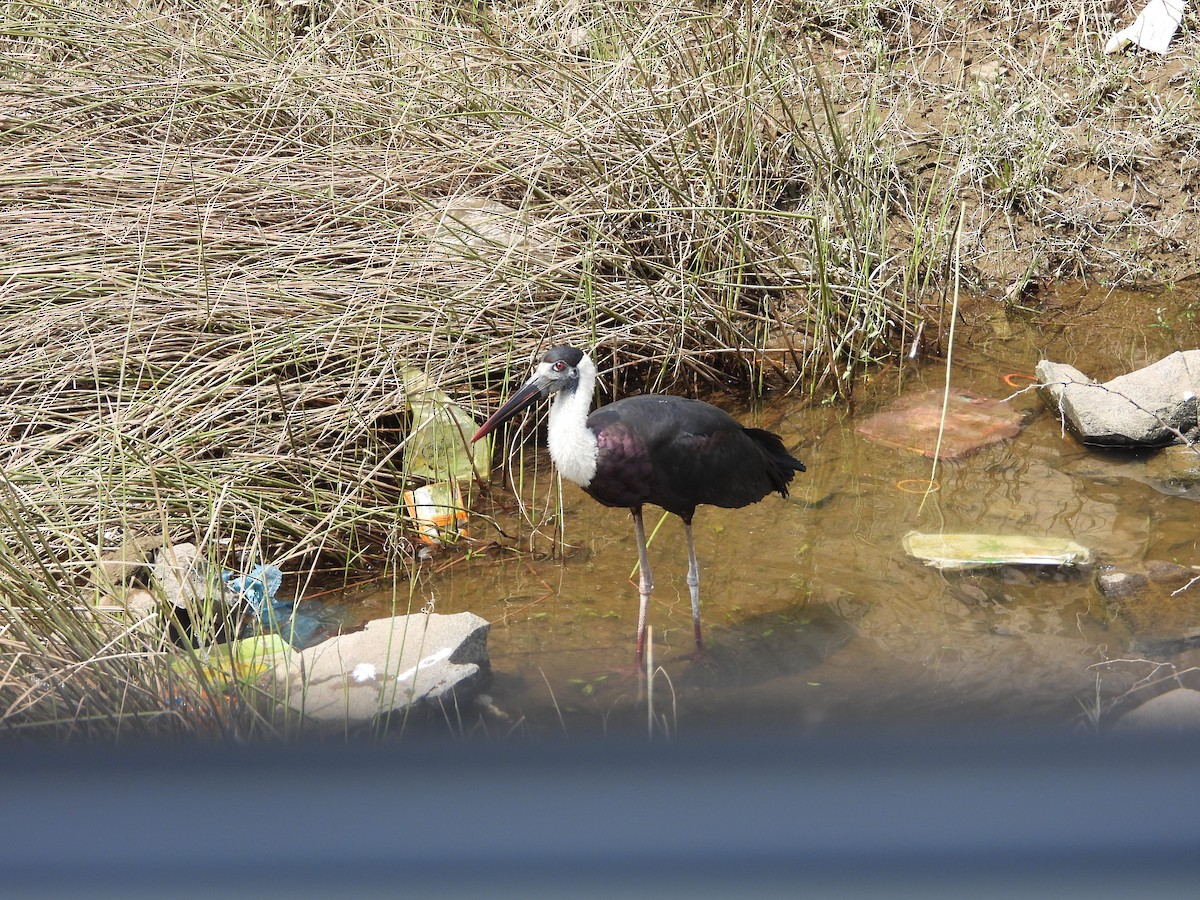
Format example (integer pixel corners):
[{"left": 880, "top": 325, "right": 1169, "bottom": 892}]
[{"left": 586, "top": 396, "right": 803, "bottom": 517}]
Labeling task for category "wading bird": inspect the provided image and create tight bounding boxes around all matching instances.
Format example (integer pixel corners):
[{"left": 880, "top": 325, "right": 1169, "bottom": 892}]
[{"left": 471, "top": 346, "right": 805, "bottom": 662}]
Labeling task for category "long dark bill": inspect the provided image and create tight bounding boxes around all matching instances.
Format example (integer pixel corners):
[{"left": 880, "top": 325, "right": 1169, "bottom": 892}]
[{"left": 470, "top": 375, "right": 549, "bottom": 443}]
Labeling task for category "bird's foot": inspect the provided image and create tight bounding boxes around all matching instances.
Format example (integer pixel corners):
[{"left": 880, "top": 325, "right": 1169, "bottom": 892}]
[{"left": 684, "top": 645, "right": 717, "bottom": 673}]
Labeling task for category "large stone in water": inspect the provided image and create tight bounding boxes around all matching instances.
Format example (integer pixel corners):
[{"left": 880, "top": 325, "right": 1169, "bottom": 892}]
[
  {"left": 268, "top": 612, "right": 490, "bottom": 727},
  {"left": 1099, "top": 560, "right": 1200, "bottom": 654},
  {"left": 1036, "top": 351, "right": 1200, "bottom": 446},
  {"left": 1063, "top": 443, "right": 1200, "bottom": 501},
  {"left": 856, "top": 389, "right": 1022, "bottom": 460},
  {"left": 1113, "top": 688, "right": 1200, "bottom": 732},
  {"left": 1142, "top": 444, "right": 1200, "bottom": 499}
]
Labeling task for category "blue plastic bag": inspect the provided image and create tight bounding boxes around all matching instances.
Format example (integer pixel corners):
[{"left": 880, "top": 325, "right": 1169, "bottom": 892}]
[{"left": 222, "top": 564, "right": 348, "bottom": 650}]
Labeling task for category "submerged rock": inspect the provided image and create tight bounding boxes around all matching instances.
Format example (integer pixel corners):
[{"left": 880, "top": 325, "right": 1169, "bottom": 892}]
[
  {"left": 1099, "top": 560, "right": 1200, "bottom": 655},
  {"left": 1036, "top": 352, "right": 1200, "bottom": 446},
  {"left": 679, "top": 599, "right": 862, "bottom": 691},
  {"left": 856, "top": 389, "right": 1023, "bottom": 460},
  {"left": 1097, "top": 569, "right": 1149, "bottom": 600},
  {"left": 1063, "top": 444, "right": 1200, "bottom": 502},
  {"left": 269, "top": 611, "right": 490, "bottom": 727},
  {"left": 1142, "top": 444, "right": 1200, "bottom": 499}
]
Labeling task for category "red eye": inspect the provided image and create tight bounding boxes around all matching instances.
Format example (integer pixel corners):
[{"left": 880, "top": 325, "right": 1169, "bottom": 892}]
[{"left": 553, "top": 361, "right": 566, "bottom": 372}]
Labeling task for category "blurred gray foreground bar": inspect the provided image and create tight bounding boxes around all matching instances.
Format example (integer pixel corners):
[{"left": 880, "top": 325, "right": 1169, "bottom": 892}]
[{"left": 1, "top": 730, "right": 1198, "bottom": 898}]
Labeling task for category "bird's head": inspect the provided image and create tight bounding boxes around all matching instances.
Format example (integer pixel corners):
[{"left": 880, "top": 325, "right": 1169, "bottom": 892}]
[{"left": 471, "top": 346, "right": 590, "bottom": 443}]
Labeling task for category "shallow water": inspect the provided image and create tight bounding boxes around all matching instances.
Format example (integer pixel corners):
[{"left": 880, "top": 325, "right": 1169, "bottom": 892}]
[{"left": 353, "top": 285, "right": 1200, "bottom": 736}]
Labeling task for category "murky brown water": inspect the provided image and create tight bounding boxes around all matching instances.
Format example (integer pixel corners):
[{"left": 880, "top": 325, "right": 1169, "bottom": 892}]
[{"left": 352, "top": 285, "right": 1200, "bottom": 736}]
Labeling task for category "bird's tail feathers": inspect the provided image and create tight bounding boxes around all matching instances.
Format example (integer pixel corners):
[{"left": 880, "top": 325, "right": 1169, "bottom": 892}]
[{"left": 742, "top": 427, "right": 806, "bottom": 497}]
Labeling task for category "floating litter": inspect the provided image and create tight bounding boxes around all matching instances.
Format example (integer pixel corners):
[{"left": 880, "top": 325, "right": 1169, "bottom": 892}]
[
  {"left": 1105, "top": 0, "right": 1185, "bottom": 55},
  {"left": 169, "top": 633, "right": 289, "bottom": 686},
  {"left": 903, "top": 532, "right": 1091, "bottom": 571},
  {"left": 221, "top": 564, "right": 349, "bottom": 649},
  {"left": 222, "top": 563, "right": 283, "bottom": 616},
  {"left": 896, "top": 478, "right": 939, "bottom": 494},
  {"left": 1003, "top": 373, "right": 1038, "bottom": 388}
]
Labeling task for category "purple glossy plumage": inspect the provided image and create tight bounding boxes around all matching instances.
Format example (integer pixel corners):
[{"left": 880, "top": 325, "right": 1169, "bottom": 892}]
[{"left": 585, "top": 395, "right": 803, "bottom": 520}]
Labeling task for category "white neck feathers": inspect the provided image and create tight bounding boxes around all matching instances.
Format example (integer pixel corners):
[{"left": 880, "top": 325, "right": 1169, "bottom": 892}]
[{"left": 547, "top": 353, "right": 599, "bottom": 488}]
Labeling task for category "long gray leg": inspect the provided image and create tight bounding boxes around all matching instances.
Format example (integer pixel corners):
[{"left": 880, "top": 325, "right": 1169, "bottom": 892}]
[
  {"left": 683, "top": 516, "right": 702, "bottom": 650},
  {"left": 631, "top": 507, "right": 653, "bottom": 662}
]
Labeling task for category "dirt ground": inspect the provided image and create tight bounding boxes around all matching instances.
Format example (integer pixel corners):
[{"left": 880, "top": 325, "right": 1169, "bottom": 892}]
[{"left": 851, "top": 6, "right": 1200, "bottom": 291}]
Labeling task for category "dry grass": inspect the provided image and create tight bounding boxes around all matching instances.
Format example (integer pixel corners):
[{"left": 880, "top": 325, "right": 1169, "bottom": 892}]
[
  {"left": 1, "top": 0, "right": 920, "bottom": 574},
  {"left": 0, "top": 0, "right": 1195, "bottom": 737}
]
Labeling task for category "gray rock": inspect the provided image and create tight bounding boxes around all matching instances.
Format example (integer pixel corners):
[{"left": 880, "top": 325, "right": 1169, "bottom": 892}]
[
  {"left": 1036, "top": 351, "right": 1200, "bottom": 446},
  {"left": 1112, "top": 688, "right": 1200, "bottom": 732},
  {"left": 1097, "top": 569, "right": 1149, "bottom": 599},
  {"left": 91, "top": 532, "right": 164, "bottom": 591},
  {"left": 270, "top": 612, "right": 490, "bottom": 726},
  {"left": 1145, "top": 560, "right": 1196, "bottom": 586}
]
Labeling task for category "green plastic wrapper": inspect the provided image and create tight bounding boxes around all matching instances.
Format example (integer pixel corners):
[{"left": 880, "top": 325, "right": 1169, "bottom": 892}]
[{"left": 402, "top": 368, "right": 490, "bottom": 483}]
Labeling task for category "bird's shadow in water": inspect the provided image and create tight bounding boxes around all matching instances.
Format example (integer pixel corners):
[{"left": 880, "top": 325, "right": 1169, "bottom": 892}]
[{"left": 670, "top": 596, "right": 864, "bottom": 691}]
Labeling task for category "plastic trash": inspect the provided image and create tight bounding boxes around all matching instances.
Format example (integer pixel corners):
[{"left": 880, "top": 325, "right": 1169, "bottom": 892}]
[
  {"left": 903, "top": 532, "right": 1091, "bottom": 570},
  {"left": 225, "top": 633, "right": 290, "bottom": 667},
  {"left": 402, "top": 368, "right": 490, "bottom": 483},
  {"left": 264, "top": 600, "right": 350, "bottom": 650},
  {"left": 397, "top": 368, "right": 485, "bottom": 546},
  {"left": 223, "top": 562, "right": 294, "bottom": 636},
  {"left": 168, "top": 633, "right": 289, "bottom": 692},
  {"left": 404, "top": 480, "right": 469, "bottom": 545},
  {"left": 1105, "top": 0, "right": 1186, "bottom": 54},
  {"left": 223, "top": 563, "right": 283, "bottom": 614},
  {"left": 210, "top": 633, "right": 289, "bottom": 679},
  {"left": 222, "top": 563, "right": 348, "bottom": 650}
]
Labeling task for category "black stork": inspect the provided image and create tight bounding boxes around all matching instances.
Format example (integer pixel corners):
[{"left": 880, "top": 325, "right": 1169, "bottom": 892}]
[{"left": 471, "top": 346, "right": 806, "bottom": 662}]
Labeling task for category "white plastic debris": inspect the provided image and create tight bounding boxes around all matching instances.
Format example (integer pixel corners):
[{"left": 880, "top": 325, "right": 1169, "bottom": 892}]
[
  {"left": 903, "top": 532, "right": 1092, "bottom": 571},
  {"left": 403, "top": 480, "right": 469, "bottom": 545},
  {"left": 1105, "top": 0, "right": 1186, "bottom": 55}
]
